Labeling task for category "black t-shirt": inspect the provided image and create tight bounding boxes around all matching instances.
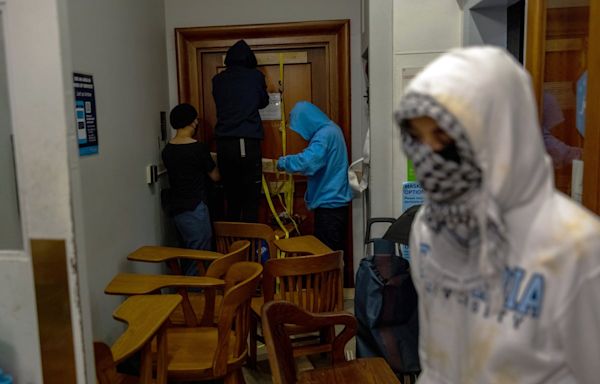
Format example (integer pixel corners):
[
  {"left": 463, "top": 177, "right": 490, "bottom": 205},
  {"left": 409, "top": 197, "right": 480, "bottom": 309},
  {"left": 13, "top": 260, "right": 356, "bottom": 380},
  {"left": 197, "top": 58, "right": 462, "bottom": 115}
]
[{"left": 161, "top": 141, "right": 216, "bottom": 216}]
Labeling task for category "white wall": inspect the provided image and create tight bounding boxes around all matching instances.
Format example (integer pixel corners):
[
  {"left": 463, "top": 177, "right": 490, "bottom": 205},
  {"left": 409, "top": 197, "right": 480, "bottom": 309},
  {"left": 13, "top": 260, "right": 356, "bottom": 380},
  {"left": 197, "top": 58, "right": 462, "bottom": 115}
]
[
  {"left": 1, "top": 0, "right": 82, "bottom": 381},
  {"left": 66, "top": 0, "right": 169, "bottom": 346},
  {"left": 390, "top": 1, "right": 463, "bottom": 217},
  {"left": 368, "top": 0, "right": 463, "bottom": 230},
  {"left": 164, "top": 0, "right": 367, "bottom": 264},
  {"left": 0, "top": 13, "right": 22, "bottom": 250},
  {"left": 368, "top": 0, "right": 394, "bottom": 223},
  {"left": 461, "top": 0, "right": 523, "bottom": 48},
  {"left": 464, "top": 7, "right": 507, "bottom": 47}
]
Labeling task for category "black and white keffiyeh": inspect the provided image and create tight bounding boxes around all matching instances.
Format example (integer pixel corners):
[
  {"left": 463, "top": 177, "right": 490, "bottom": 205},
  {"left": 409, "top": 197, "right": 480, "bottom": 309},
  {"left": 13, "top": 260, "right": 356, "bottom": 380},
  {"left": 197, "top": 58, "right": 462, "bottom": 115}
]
[
  {"left": 395, "top": 92, "right": 508, "bottom": 291},
  {"left": 395, "top": 92, "right": 483, "bottom": 248}
]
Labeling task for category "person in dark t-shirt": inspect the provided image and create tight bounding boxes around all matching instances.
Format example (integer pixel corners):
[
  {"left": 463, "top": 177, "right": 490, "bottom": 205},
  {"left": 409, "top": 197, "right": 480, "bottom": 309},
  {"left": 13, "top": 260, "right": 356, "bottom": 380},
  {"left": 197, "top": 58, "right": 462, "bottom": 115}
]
[
  {"left": 212, "top": 39, "right": 269, "bottom": 222},
  {"left": 162, "top": 103, "right": 220, "bottom": 274}
]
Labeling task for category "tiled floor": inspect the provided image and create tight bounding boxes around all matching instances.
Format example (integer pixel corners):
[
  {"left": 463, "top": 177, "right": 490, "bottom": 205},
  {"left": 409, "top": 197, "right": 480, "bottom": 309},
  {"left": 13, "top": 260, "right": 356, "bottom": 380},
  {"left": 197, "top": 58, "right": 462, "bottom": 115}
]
[{"left": 243, "top": 290, "right": 356, "bottom": 384}]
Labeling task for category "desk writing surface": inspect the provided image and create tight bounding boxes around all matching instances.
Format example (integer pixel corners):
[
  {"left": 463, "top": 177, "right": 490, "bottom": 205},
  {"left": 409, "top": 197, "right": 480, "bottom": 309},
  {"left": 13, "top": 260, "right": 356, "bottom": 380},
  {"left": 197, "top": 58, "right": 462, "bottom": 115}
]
[
  {"left": 105, "top": 273, "right": 225, "bottom": 295},
  {"left": 274, "top": 235, "right": 333, "bottom": 255},
  {"left": 298, "top": 357, "right": 399, "bottom": 384},
  {"left": 128, "top": 246, "right": 222, "bottom": 262},
  {"left": 111, "top": 294, "right": 181, "bottom": 363}
]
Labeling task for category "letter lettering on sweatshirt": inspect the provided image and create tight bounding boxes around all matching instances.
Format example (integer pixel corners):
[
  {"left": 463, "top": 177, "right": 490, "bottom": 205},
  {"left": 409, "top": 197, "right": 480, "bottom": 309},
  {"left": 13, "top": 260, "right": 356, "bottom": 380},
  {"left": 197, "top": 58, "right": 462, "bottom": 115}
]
[
  {"left": 504, "top": 267, "right": 525, "bottom": 311},
  {"left": 516, "top": 273, "right": 545, "bottom": 318}
]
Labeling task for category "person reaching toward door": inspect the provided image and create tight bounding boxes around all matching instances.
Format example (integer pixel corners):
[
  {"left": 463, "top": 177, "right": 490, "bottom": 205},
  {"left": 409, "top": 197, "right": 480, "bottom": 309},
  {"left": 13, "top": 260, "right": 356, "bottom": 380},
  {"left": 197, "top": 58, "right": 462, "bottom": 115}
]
[
  {"left": 395, "top": 47, "right": 600, "bottom": 383},
  {"left": 162, "top": 103, "right": 220, "bottom": 275},
  {"left": 212, "top": 39, "right": 269, "bottom": 222},
  {"left": 277, "top": 101, "right": 352, "bottom": 254}
]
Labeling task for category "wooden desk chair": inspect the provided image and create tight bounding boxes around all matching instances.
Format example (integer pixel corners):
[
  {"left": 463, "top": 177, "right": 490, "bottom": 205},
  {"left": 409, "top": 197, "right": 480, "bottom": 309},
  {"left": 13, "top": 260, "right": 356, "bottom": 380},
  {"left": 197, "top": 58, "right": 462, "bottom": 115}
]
[
  {"left": 169, "top": 240, "right": 251, "bottom": 325},
  {"left": 166, "top": 261, "right": 263, "bottom": 383},
  {"left": 105, "top": 273, "right": 225, "bottom": 327},
  {"left": 125, "top": 241, "right": 249, "bottom": 326},
  {"left": 249, "top": 251, "right": 344, "bottom": 366},
  {"left": 214, "top": 221, "right": 277, "bottom": 262},
  {"left": 262, "top": 300, "right": 400, "bottom": 384},
  {"left": 94, "top": 294, "right": 182, "bottom": 384}
]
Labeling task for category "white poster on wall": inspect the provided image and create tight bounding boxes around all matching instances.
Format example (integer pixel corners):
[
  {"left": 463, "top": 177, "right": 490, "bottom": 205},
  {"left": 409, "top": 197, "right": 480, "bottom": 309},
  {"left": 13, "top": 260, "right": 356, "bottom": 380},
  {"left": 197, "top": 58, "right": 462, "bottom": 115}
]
[{"left": 259, "top": 93, "right": 282, "bottom": 121}]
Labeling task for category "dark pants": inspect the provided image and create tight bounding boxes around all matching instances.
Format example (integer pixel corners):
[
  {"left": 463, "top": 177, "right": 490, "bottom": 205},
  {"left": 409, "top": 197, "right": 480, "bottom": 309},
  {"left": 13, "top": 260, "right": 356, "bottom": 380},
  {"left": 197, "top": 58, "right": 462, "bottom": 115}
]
[
  {"left": 314, "top": 205, "right": 349, "bottom": 253},
  {"left": 173, "top": 201, "right": 212, "bottom": 276},
  {"left": 217, "top": 138, "right": 262, "bottom": 222}
]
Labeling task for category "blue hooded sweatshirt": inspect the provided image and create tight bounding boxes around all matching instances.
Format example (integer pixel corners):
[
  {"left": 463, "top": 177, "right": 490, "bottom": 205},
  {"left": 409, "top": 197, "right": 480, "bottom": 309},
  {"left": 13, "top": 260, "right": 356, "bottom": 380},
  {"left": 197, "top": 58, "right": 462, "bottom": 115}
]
[{"left": 277, "top": 102, "right": 352, "bottom": 210}]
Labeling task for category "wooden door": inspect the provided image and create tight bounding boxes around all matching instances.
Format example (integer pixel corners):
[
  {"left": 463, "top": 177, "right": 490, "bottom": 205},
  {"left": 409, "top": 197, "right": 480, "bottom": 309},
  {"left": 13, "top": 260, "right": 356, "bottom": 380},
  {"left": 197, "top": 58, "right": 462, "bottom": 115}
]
[
  {"left": 175, "top": 20, "right": 355, "bottom": 284},
  {"left": 526, "top": 0, "right": 600, "bottom": 213}
]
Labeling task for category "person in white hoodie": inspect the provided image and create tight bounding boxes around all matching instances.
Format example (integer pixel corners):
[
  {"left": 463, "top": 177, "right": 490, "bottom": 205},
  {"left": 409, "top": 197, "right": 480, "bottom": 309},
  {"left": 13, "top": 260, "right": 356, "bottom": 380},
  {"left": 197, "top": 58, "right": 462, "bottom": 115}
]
[{"left": 394, "top": 47, "right": 600, "bottom": 383}]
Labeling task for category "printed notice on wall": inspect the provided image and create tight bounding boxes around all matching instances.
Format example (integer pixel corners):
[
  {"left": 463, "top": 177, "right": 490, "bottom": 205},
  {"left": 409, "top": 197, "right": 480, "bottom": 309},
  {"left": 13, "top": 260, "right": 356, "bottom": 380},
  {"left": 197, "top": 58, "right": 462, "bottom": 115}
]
[
  {"left": 73, "top": 73, "right": 98, "bottom": 156},
  {"left": 401, "top": 182, "right": 424, "bottom": 260},
  {"left": 259, "top": 93, "right": 282, "bottom": 121}
]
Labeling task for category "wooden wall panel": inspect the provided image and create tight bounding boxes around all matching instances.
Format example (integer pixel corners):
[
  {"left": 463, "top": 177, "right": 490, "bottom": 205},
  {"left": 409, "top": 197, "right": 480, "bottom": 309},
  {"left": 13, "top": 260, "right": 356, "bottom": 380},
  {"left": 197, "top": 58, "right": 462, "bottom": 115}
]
[{"left": 31, "top": 239, "right": 77, "bottom": 384}]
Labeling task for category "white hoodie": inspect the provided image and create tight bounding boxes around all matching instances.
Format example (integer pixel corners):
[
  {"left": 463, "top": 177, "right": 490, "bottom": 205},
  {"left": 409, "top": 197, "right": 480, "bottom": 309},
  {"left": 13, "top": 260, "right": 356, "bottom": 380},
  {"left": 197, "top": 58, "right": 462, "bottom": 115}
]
[{"left": 397, "top": 47, "right": 600, "bottom": 383}]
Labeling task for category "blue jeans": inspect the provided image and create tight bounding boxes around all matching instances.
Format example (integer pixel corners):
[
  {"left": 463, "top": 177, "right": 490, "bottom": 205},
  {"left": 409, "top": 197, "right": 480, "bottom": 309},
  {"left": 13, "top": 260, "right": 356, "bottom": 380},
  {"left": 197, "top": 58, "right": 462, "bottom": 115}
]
[{"left": 173, "top": 201, "right": 212, "bottom": 275}]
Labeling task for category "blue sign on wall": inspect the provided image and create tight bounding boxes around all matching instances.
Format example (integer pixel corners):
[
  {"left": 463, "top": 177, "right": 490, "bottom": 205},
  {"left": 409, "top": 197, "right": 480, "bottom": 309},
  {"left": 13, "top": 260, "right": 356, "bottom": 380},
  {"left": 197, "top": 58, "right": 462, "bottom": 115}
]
[
  {"left": 73, "top": 73, "right": 98, "bottom": 156},
  {"left": 401, "top": 182, "right": 424, "bottom": 260}
]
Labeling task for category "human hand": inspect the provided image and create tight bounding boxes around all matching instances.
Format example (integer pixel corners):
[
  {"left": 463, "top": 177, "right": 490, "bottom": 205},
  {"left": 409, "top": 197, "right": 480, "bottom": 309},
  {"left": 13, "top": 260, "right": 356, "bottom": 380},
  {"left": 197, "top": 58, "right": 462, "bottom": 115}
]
[{"left": 277, "top": 157, "right": 285, "bottom": 171}]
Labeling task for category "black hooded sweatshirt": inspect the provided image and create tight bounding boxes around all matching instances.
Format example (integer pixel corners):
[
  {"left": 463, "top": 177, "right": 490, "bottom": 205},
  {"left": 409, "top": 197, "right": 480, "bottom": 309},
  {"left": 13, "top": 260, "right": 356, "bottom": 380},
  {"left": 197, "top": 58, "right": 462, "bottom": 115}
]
[{"left": 212, "top": 40, "right": 270, "bottom": 139}]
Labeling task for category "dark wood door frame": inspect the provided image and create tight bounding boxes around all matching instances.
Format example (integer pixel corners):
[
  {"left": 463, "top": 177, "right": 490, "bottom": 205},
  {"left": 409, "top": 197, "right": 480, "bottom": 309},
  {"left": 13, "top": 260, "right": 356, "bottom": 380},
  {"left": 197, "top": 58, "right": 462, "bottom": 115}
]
[
  {"left": 174, "top": 20, "right": 355, "bottom": 284},
  {"left": 175, "top": 20, "right": 350, "bottom": 150},
  {"left": 526, "top": 1, "right": 600, "bottom": 214}
]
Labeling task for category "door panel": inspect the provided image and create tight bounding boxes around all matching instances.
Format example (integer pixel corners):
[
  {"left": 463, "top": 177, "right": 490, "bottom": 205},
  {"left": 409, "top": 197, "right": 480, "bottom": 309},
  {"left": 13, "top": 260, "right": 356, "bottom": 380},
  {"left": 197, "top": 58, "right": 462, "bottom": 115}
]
[
  {"left": 175, "top": 21, "right": 355, "bottom": 284},
  {"left": 543, "top": 5, "right": 588, "bottom": 195}
]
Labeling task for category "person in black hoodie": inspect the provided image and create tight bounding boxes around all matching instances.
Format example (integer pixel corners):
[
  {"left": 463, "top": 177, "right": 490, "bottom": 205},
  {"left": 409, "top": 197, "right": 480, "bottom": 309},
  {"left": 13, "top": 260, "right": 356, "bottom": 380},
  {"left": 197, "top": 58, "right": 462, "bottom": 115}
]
[{"left": 212, "top": 39, "right": 269, "bottom": 222}]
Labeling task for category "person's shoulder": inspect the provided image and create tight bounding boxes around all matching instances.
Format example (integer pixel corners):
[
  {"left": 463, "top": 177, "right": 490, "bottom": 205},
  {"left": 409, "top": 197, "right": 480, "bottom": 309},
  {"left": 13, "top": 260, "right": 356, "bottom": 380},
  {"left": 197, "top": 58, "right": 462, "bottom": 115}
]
[
  {"left": 212, "top": 70, "right": 226, "bottom": 83},
  {"left": 554, "top": 194, "right": 600, "bottom": 244},
  {"left": 192, "top": 141, "right": 210, "bottom": 151},
  {"left": 162, "top": 142, "right": 174, "bottom": 154}
]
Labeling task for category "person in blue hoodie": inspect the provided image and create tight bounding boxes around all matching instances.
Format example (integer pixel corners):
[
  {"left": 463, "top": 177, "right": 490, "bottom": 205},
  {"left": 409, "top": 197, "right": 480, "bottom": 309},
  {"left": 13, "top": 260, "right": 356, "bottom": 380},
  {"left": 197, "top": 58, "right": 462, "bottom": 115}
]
[
  {"left": 277, "top": 101, "right": 352, "bottom": 253},
  {"left": 212, "top": 39, "right": 269, "bottom": 222}
]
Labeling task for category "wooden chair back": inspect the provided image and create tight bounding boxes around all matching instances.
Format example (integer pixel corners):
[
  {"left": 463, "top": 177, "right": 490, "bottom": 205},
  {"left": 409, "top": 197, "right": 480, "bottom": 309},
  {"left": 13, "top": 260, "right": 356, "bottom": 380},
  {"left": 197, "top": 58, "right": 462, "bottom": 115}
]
[
  {"left": 195, "top": 240, "right": 251, "bottom": 325},
  {"left": 94, "top": 342, "right": 121, "bottom": 384},
  {"left": 213, "top": 221, "right": 277, "bottom": 263},
  {"left": 262, "top": 300, "right": 357, "bottom": 384},
  {"left": 212, "top": 261, "right": 263, "bottom": 377},
  {"left": 205, "top": 240, "right": 250, "bottom": 279},
  {"left": 263, "top": 251, "right": 344, "bottom": 312}
]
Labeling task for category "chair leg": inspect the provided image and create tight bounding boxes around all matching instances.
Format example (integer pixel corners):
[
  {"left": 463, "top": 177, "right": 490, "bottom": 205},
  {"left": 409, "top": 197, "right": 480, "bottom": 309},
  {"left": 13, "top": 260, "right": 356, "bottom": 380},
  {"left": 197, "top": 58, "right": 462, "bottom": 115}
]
[
  {"left": 224, "top": 368, "right": 246, "bottom": 384},
  {"left": 248, "top": 313, "right": 258, "bottom": 368}
]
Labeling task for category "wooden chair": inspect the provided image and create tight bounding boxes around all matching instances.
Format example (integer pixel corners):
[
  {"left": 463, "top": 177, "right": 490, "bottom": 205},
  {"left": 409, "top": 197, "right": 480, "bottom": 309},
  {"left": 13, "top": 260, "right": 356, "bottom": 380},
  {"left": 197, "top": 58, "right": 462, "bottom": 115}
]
[
  {"left": 249, "top": 251, "right": 344, "bottom": 366},
  {"left": 94, "top": 294, "right": 182, "bottom": 384},
  {"left": 170, "top": 240, "right": 251, "bottom": 325},
  {"left": 165, "top": 261, "right": 263, "bottom": 383},
  {"left": 213, "top": 221, "right": 277, "bottom": 262},
  {"left": 104, "top": 273, "right": 225, "bottom": 328},
  {"left": 262, "top": 300, "right": 400, "bottom": 384}
]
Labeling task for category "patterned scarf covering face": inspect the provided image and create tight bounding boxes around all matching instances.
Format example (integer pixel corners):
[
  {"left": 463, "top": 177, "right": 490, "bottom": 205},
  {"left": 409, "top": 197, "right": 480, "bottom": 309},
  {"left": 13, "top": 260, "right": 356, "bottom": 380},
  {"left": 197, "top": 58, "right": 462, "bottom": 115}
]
[
  {"left": 398, "top": 93, "right": 482, "bottom": 248},
  {"left": 396, "top": 92, "right": 508, "bottom": 291}
]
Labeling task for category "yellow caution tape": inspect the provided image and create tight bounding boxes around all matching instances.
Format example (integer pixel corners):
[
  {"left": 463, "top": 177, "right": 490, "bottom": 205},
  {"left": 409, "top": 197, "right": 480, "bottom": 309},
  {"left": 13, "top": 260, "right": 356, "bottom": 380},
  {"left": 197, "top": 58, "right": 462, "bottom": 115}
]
[{"left": 261, "top": 53, "right": 300, "bottom": 238}]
